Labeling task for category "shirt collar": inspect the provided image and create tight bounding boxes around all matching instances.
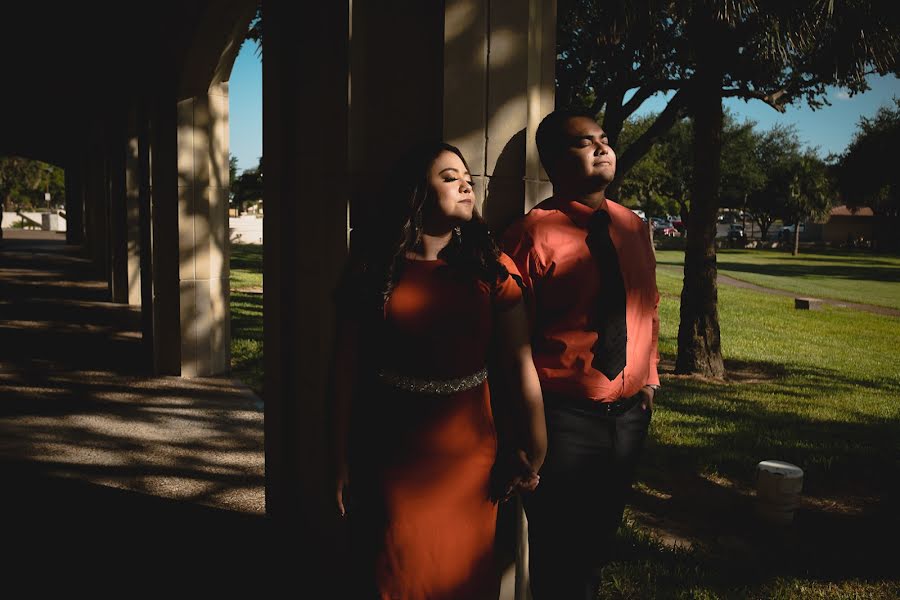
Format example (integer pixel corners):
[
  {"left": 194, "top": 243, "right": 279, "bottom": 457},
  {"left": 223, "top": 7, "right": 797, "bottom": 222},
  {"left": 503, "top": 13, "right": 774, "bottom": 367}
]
[{"left": 546, "top": 196, "right": 610, "bottom": 229}]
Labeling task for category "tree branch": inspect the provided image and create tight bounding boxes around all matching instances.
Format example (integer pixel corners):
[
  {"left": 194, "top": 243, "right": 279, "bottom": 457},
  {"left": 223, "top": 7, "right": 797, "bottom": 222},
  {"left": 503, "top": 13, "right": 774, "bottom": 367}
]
[
  {"left": 621, "top": 80, "right": 683, "bottom": 118},
  {"left": 722, "top": 87, "right": 790, "bottom": 112},
  {"left": 608, "top": 88, "right": 691, "bottom": 197}
]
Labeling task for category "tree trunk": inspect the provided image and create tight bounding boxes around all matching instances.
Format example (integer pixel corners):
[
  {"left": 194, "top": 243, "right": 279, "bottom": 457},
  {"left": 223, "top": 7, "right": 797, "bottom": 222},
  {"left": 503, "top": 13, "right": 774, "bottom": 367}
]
[
  {"left": 756, "top": 216, "right": 772, "bottom": 241},
  {"left": 792, "top": 221, "right": 800, "bottom": 255},
  {"left": 675, "top": 72, "right": 725, "bottom": 378}
]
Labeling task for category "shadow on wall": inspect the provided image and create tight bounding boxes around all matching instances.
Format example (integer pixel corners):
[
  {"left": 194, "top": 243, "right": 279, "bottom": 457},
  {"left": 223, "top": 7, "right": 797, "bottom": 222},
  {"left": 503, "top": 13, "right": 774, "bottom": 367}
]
[{"left": 483, "top": 128, "right": 527, "bottom": 236}]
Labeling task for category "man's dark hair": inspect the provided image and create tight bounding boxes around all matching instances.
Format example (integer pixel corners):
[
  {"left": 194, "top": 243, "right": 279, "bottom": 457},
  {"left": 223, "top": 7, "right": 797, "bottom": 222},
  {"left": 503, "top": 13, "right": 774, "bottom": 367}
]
[{"left": 535, "top": 108, "right": 599, "bottom": 180}]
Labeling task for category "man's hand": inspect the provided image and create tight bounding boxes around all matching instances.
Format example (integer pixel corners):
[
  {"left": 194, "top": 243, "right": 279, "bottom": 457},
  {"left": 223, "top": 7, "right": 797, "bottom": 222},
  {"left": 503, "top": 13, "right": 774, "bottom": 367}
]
[
  {"left": 640, "top": 385, "right": 655, "bottom": 411},
  {"left": 490, "top": 449, "right": 541, "bottom": 504}
]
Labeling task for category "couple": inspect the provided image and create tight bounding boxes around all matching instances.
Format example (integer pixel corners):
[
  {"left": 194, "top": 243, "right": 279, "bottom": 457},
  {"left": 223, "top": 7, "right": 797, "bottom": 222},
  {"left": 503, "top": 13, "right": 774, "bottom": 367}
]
[{"left": 332, "top": 109, "right": 661, "bottom": 600}]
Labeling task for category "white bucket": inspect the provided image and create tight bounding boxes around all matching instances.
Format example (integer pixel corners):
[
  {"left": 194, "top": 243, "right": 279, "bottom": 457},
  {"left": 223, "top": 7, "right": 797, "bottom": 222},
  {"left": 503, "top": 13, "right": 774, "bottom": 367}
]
[{"left": 756, "top": 460, "right": 804, "bottom": 524}]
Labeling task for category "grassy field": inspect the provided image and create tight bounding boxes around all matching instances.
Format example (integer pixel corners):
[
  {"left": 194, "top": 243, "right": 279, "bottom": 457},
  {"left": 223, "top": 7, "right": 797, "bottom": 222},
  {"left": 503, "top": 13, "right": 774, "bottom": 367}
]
[
  {"left": 606, "top": 263, "right": 900, "bottom": 599},
  {"left": 656, "top": 248, "right": 900, "bottom": 310},
  {"left": 227, "top": 243, "right": 900, "bottom": 598},
  {"left": 229, "top": 243, "right": 263, "bottom": 394}
]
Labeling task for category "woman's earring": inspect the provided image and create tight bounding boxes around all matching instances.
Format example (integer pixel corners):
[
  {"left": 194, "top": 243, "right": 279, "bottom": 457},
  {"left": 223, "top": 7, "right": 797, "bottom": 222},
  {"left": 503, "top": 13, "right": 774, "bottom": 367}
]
[{"left": 453, "top": 226, "right": 462, "bottom": 241}]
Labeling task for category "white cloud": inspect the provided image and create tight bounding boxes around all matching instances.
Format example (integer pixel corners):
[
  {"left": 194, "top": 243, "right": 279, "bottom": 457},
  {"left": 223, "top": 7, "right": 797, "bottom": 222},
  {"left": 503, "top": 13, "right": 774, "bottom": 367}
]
[{"left": 836, "top": 91, "right": 851, "bottom": 100}]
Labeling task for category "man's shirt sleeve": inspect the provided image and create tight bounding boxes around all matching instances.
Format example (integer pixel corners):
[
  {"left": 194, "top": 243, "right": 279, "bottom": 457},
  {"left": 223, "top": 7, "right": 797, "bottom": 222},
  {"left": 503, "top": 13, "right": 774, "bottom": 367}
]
[{"left": 501, "top": 221, "right": 540, "bottom": 332}]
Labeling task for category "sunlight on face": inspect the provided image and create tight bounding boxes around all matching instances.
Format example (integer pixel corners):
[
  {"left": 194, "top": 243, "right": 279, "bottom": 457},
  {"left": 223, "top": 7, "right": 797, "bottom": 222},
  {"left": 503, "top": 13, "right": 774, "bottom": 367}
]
[
  {"left": 427, "top": 150, "right": 476, "bottom": 227},
  {"left": 557, "top": 116, "right": 617, "bottom": 185}
]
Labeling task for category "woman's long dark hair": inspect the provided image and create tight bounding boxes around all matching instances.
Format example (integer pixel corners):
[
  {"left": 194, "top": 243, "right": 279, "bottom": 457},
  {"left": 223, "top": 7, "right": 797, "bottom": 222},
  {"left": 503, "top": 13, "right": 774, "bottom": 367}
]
[{"left": 342, "top": 142, "right": 511, "bottom": 314}]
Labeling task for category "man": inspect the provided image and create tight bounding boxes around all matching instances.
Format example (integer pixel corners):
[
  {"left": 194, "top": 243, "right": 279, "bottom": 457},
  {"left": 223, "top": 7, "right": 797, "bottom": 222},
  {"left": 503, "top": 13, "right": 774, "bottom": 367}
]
[{"left": 502, "top": 108, "right": 660, "bottom": 599}]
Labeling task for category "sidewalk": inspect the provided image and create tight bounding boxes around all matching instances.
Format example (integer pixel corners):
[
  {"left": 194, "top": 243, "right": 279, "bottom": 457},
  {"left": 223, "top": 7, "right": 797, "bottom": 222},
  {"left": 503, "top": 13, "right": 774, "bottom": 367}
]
[
  {"left": 0, "top": 232, "right": 283, "bottom": 583},
  {"left": 657, "top": 263, "right": 900, "bottom": 317}
]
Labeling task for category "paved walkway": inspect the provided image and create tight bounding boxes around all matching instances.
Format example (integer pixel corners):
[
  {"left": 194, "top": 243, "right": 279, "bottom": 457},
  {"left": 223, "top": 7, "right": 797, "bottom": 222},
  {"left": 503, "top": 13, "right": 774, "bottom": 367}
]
[
  {"left": 0, "top": 231, "right": 287, "bottom": 582},
  {"left": 658, "top": 263, "right": 900, "bottom": 317}
]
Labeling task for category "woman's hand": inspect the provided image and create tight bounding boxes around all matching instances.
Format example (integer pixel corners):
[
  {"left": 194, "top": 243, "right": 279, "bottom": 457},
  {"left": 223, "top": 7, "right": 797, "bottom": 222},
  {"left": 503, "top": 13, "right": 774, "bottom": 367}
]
[{"left": 490, "top": 449, "right": 541, "bottom": 504}]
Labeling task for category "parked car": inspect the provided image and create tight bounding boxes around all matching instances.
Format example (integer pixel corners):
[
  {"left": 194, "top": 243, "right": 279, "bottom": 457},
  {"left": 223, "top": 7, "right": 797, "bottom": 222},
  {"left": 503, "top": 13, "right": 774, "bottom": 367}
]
[
  {"left": 726, "top": 224, "right": 746, "bottom": 246},
  {"left": 657, "top": 225, "right": 680, "bottom": 237},
  {"left": 650, "top": 217, "right": 669, "bottom": 229},
  {"left": 779, "top": 223, "right": 806, "bottom": 239}
]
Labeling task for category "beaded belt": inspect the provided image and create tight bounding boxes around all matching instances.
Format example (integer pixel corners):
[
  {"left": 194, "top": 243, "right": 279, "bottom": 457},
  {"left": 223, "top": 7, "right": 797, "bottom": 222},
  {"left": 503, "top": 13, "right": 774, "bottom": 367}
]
[{"left": 376, "top": 366, "right": 488, "bottom": 395}]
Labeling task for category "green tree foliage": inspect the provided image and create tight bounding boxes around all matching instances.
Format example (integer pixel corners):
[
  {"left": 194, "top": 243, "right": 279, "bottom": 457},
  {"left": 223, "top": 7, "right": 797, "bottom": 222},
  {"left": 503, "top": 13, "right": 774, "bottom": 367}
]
[
  {"left": 231, "top": 156, "right": 263, "bottom": 214},
  {"left": 558, "top": 0, "right": 898, "bottom": 195},
  {"left": 745, "top": 125, "right": 804, "bottom": 240},
  {"left": 0, "top": 157, "right": 64, "bottom": 212},
  {"left": 834, "top": 98, "right": 900, "bottom": 217},
  {"left": 559, "top": 0, "right": 898, "bottom": 377},
  {"left": 617, "top": 111, "right": 765, "bottom": 220},
  {"left": 246, "top": 3, "right": 262, "bottom": 58},
  {"left": 785, "top": 152, "right": 834, "bottom": 255},
  {"left": 229, "top": 154, "right": 239, "bottom": 191}
]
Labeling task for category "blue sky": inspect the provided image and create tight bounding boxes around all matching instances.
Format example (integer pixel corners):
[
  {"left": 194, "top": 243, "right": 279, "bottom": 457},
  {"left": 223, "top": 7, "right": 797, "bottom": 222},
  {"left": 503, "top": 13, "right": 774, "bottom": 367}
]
[
  {"left": 228, "top": 41, "right": 263, "bottom": 173},
  {"left": 631, "top": 73, "right": 900, "bottom": 157},
  {"left": 227, "top": 40, "right": 899, "bottom": 173}
]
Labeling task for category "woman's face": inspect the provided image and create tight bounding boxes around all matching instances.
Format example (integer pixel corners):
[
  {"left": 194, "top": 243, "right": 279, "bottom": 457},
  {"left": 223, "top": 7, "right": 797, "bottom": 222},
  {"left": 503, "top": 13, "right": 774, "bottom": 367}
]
[{"left": 425, "top": 150, "right": 475, "bottom": 228}]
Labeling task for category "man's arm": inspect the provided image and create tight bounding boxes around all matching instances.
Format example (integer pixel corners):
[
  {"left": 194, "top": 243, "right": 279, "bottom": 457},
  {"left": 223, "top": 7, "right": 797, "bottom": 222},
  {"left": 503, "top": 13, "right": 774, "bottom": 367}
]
[{"left": 640, "top": 225, "right": 661, "bottom": 409}]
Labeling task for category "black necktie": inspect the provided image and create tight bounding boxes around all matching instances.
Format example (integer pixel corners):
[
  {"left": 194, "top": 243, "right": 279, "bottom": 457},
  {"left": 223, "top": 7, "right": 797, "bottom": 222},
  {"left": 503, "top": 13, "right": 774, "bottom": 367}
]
[{"left": 586, "top": 210, "right": 627, "bottom": 380}]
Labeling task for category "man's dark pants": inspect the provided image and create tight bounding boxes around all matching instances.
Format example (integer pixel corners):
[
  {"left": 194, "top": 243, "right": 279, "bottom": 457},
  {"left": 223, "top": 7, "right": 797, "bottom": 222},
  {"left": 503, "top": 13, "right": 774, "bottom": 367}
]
[{"left": 523, "top": 391, "right": 653, "bottom": 599}]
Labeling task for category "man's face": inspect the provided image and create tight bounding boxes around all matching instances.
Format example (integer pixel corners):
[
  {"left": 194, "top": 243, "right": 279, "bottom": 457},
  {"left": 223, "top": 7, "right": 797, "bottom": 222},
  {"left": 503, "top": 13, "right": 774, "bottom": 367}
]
[{"left": 552, "top": 116, "right": 616, "bottom": 187}]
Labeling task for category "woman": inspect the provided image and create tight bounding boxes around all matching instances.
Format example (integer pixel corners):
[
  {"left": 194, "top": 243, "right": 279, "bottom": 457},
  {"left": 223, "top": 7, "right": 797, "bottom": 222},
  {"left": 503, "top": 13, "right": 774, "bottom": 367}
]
[{"left": 332, "top": 142, "right": 546, "bottom": 599}]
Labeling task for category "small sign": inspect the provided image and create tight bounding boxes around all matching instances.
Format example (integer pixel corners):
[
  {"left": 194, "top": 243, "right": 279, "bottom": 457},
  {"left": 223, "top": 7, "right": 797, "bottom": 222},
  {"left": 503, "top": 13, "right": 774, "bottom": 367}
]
[{"left": 44, "top": 192, "right": 51, "bottom": 201}]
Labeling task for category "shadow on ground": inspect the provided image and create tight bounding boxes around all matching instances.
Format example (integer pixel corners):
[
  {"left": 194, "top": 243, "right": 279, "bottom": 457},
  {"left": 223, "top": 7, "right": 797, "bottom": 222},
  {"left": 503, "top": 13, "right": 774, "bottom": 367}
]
[
  {"left": 617, "top": 354, "right": 900, "bottom": 593},
  {"left": 0, "top": 232, "right": 326, "bottom": 588}
]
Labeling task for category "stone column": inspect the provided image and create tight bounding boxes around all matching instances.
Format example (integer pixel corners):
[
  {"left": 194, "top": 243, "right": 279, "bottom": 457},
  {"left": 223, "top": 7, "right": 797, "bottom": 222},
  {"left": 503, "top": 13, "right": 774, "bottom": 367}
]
[
  {"left": 150, "top": 89, "right": 182, "bottom": 376},
  {"left": 175, "top": 81, "right": 231, "bottom": 377},
  {"left": 524, "top": 0, "right": 556, "bottom": 212},
  {"left": 97, "top": 150, "right": 110, "bottom": 292},
  {"left": 137, "top": 102, "right": 155, "bottom": 368},
  {"left": 125, "top": 111, "right": 143, "bottom": 306},
  {"left": 83, "top": 137, "right": 109, "bottom": 284},
  {"left": 444, "top": 0, "right": 556, "bottom": 232},
  {"left": 263, "top": 1, "right": 554, "bottom": 594},
  {"left": 348, "top": 1, "right": 444, "bottom": 225},
  {"left": 263, "top": 0, "right": 350, "bottom": 563},
  {"left": 64, "top": 165, "right": 84, "bottom": 246},
  {"left": 443, "top": 3, "right": 555, "bottom": 599},
  {"left": 109, "top": 119, "right": 129, "bottom": 304}
]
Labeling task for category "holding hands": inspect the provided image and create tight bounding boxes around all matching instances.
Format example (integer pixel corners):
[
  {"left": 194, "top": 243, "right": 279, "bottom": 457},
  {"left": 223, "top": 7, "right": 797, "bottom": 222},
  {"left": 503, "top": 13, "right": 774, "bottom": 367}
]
[{"left": 490, "top": 448, "right": 543, "bottom": 504}]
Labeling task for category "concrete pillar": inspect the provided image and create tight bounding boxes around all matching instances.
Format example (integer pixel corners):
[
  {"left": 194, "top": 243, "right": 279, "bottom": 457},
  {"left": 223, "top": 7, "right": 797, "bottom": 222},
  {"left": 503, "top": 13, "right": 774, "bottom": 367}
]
[
  {"left": 150, "top": 89, "right": 182, "bottom": 376},
  {"left": 444, "top": 0, "right": 556, "bottom": 232},
  {"left": 137, "top": 102, "right": 155, "bottom": 369},
  {"left": 109, "top": 120, "right": 129, "bottom": 304},
  {"left": 524, "top": 0, "right": 557, "bottom": 212},
  {"left": 86, "top": 139, "right": 110, "bottom": 289},
  {"left": 443, "top": 5, "right": 556, "bottom": 600},
  {"left": 175, "top": 81, "right": 231, "bottom": 377},
  {"left": 263, "top": 0, "right": 350, "bottom": 558},
  {"left": 263, "top": 0, "right": 554, "bottom": 594},
  {"left": 64, "top": 165, "right": 84, "bottom": 245},
  {"left": 125, "top": 111, "right": 143, "bottom": 307},
  {"left": 348, "top": 1, "right": 444, "bottom": 225}
]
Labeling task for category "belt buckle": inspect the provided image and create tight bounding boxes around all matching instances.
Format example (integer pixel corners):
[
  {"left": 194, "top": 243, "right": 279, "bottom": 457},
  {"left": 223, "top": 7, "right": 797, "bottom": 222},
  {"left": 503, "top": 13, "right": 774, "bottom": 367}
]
[{"left": 604, "top": 394, "right": 637, "bottom": 417}]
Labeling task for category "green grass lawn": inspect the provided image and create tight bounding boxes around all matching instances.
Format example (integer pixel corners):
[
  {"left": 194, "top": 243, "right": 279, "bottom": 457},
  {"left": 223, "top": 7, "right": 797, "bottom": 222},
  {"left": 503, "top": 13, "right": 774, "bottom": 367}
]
[
  {"left": 229, "top": 243, "right": 263, "bottom": 394},
  {"left": 655, "top": 248, "right": 900, "bottom": 310},
  {"left": 227, "top": 243, "right": 900, "bottom": 598},
  {"left": 603, "top": 265, "right": 900, "bottom": 599}
]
